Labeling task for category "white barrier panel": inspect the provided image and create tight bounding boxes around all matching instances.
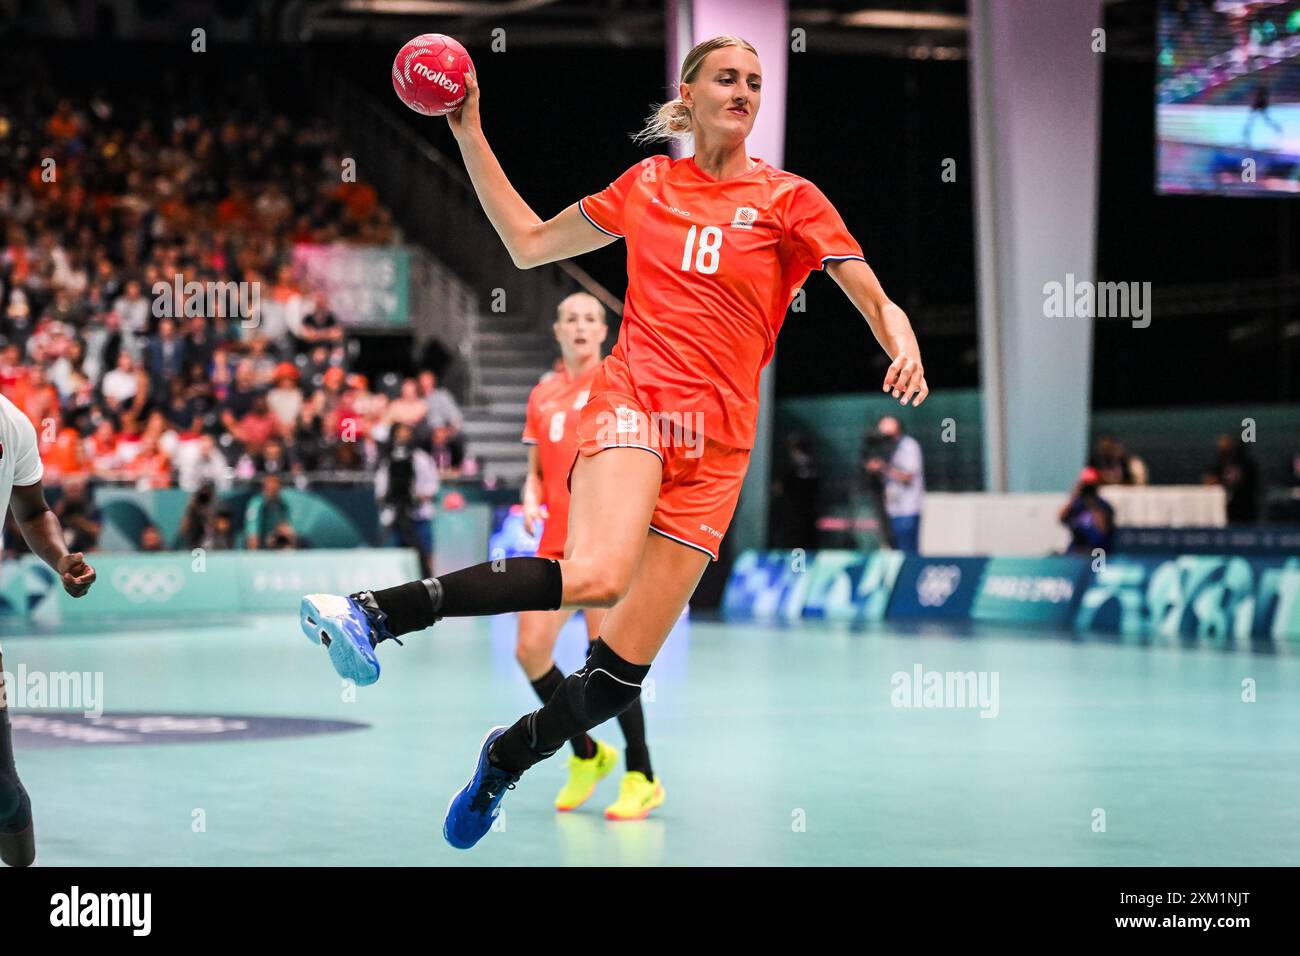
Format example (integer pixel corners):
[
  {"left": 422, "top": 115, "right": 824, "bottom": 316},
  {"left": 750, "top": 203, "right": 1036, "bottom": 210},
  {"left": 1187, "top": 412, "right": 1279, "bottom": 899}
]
[
  {"left": 921, "top": 493, "right": 1067, "bottom": 556},
  {"left": 1098, "top": 485, "right": 1227, "bottom": 528},
  {"left": 921, "top": 486, "right": 1228, "bottom": 556}
]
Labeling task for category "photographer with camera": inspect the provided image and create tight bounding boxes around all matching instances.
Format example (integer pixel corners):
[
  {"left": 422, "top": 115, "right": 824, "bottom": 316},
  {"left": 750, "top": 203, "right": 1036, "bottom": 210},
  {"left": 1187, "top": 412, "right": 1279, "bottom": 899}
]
[
  {"left": 861, "top": 415, "right": 925, "bottom": 552},
  {"left": 376, "top": 422, "right": 439, "bottom": 576},
  {"left": 1059, "top": 466, "right": 1115, "bottom": 554},
  {"left": 245, "top": 475, "right": 295, "bottom": 551}
]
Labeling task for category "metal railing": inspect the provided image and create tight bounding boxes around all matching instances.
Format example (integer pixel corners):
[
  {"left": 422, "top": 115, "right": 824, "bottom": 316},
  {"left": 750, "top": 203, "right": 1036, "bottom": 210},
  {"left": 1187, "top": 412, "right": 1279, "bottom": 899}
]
[{"left": 407, "top": 246, "right": 480, "bottom": 402}]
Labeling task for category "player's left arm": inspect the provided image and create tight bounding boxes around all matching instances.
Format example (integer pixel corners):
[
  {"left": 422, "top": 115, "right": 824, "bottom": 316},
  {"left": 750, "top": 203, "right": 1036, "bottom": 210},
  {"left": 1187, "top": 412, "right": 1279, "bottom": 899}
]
[
  {"left": 9, "top": 482, "right": 96, "bottom": 597},
  {"left": 826, "top": 259, "right": 928, "bottom": 407}
]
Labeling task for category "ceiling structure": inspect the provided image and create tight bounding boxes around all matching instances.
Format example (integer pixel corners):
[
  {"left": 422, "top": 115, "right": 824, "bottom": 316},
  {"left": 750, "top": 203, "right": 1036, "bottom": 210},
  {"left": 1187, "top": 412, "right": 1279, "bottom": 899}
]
[{"left": 286, "top": 0, "right": 1156, "bottom": 60}]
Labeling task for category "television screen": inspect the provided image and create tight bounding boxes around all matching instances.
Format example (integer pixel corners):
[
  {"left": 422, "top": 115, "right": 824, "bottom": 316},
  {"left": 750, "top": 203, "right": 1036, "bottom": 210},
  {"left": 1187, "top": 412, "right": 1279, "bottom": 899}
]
[{"left": 1158, "top": 0, "right": 1300, "bottom": 194}]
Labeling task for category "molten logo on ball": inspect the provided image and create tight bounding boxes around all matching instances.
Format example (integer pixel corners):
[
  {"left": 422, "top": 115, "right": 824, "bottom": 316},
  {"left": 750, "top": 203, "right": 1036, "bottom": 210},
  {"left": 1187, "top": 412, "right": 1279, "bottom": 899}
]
[
  {"left": 412, "top": 62, "right": 459, "bottom": 94},
  {"left": 392, "top": 33, "right": 474, "bottom": 117}
]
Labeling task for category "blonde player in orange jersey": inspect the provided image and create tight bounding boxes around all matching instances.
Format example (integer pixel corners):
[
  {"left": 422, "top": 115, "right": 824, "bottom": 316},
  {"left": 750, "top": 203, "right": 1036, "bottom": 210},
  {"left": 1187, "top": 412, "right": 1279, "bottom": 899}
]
[
  {"left": 301, "top": 34, "right": 928, "bottom": 850},
  {"left": 517, "top": 292, "right": 662, "bottom": 820}
]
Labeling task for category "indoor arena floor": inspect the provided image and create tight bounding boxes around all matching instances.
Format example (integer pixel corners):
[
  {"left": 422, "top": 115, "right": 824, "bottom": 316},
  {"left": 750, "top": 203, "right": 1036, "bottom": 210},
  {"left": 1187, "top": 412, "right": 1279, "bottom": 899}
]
[{"left": 5, "top": 611, "right": 1298, "bottom": 867}]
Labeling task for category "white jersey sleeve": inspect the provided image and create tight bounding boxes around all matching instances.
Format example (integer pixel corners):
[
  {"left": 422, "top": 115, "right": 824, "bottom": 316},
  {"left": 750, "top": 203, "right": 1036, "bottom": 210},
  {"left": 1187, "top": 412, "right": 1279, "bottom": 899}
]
[
  {"left": 11, "top": 408, "right": 44, "bottom": 486},
  {"left": 0, "top": 393, "right": 44, "bottom": 531}
]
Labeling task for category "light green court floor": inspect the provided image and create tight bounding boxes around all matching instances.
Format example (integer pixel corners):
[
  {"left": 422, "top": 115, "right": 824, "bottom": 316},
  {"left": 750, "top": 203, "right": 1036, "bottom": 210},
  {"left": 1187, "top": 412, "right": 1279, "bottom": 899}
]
[{"left": 3, "top": 613, "right": 1298, "bottom": 866}]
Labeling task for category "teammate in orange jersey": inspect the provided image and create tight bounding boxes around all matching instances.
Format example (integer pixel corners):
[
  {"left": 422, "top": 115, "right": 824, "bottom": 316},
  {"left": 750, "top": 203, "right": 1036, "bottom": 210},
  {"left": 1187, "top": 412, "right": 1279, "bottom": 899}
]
[
  {"left": 301, "top": 35, "right": 927, "bottom": 849},
  {"left": 517, "top": 291, "right": 662, "bottom": 820}
]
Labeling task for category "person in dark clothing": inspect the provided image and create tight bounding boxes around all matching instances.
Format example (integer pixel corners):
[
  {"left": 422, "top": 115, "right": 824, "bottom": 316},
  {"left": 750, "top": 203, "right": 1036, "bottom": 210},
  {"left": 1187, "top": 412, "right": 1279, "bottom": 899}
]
[
  {"left": 1244, "top": 79, "right": 1282, "bottom": 145},
  {"left": 1088, "top": 435, "right": 1131, "bottom": 486},
  {"left": 294, "top": 292, "right": 345, "bottom": 352},
  {"left": 222, "top": 362, "right": 266, "bottom": 421},
  {"left": 290, "top": 406, "right": 325, "bottom": 473},
  {"left": 164, "top": 377, "right": 207, "bottom": 430},
  {"left": 1059, "top": 466, "right": 1115, "bottom": 554},
  {"left": 1205, "top": 434, "right": 1260, "bottom": 524},
  {"left": 146, "top": 317, "right": 186, "bottom": 394},
  {"left": 250, "top": 440, "right": 292, "bottom": 478},
  {"left": 51, "top": 477, "right": 101, "bottom": 554},
  {"left": 182, "top": 314, "right": 216, "bottom": 372},
  {"left": 770, "top": 433, "right": 820, "bottom": 550},
  {"left": 209, "top": 508, "right": 237, "bottom": 551},
  {"left": 178, "top": 483, "right": 219, "bottom": 551},
  {"left": 377, "top": 423, "right": 438, "bottom": 576}
]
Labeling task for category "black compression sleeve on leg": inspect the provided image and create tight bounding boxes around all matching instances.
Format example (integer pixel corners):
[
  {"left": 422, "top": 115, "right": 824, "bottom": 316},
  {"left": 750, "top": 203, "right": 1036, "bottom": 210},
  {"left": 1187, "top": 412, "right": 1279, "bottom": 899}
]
[
  {"left": 0, "top": 708, "right": 32, "bottom": 833},
  {"left": 491, "top": 638, "right": 649, "bottom": 774},
  {"left": 437, "top": 558, "right": 562, "bottom": 618},
  {"left": 371, "top": 558, "right": 562, "bottom": 634}
]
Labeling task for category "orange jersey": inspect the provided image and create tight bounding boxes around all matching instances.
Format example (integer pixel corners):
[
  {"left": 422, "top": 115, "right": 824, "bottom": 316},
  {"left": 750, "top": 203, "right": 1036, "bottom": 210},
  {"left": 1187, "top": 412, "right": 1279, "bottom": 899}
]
[
  {"left": 522, "top": 363, "right": 600, "bottom": 552},
  {"left": 579, "top": 155, "right": 863, "bottom": 449}
]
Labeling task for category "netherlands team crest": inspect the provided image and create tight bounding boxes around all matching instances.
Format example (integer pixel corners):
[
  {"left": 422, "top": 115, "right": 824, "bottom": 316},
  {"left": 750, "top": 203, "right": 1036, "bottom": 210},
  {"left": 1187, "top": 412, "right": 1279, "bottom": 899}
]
[{"left": 731, "top": 206, "right": 758, "bottom": 229}]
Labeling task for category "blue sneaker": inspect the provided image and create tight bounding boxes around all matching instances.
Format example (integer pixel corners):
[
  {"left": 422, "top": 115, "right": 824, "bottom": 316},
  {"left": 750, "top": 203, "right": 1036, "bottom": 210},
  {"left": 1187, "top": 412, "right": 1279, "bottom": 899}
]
[
  {"left": 300, "top": 591, "right": 403, "bottom": 687},
  {"left": 443, "top": 726, "right": 521, "bottom": 850}
]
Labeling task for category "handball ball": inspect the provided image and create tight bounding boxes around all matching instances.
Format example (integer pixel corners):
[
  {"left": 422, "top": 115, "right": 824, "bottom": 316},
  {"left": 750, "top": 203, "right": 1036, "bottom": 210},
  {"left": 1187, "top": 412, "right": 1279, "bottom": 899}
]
[{"left": 392, "top": 34, "right": 474, "bottom": 116}]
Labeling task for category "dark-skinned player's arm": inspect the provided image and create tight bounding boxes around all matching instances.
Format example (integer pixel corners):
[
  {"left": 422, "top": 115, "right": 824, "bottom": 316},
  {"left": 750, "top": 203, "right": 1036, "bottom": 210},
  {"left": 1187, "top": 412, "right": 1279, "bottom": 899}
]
[
  {"left": 9, "top": 482, "right": 96, "bottom": 598},
  {"left": 827, "top": 258, "right": 929, "bottom": 407}
]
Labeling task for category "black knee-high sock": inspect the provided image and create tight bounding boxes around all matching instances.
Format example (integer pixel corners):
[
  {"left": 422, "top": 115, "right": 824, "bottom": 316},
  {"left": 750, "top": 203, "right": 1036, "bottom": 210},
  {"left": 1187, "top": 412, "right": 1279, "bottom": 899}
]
[
  {"left": 0, "top": 708, "right": 32, "bottom": 833},
  {"left": 529, "top": 665, "right": 596, "bottom": 759},
  {"left": 616, "top": 698, "right": 653, "bottom": 781},
  {"left": 490, "top": 639, "right": 649, "bottom": 774},
  {"left": 371, "top": 558, "right": 563, "bottom": 636}
]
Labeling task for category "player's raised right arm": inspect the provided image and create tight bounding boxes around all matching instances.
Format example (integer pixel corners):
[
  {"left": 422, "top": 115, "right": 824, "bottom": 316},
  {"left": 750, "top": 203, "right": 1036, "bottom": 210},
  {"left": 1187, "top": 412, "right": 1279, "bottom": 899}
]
[{"left": 448, "top": 71, "right": 616, "bottom": 269}]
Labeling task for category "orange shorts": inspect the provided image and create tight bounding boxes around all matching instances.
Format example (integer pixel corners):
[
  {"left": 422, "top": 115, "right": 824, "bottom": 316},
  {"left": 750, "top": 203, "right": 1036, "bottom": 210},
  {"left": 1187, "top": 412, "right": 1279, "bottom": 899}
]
[
  {"left": 535, "top": 514, "right": 567, "bottom": 561},
  {"left": 572, "top": 389, "right": 750, "bottom": 561},
  {"left": 532, "top": 491, "right": 572, "bottom": 560}
]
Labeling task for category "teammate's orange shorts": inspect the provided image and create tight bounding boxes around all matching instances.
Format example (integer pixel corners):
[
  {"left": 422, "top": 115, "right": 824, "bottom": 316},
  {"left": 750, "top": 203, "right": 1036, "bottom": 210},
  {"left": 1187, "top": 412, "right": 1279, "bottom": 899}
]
[
  {"left": 535, "top": 509, "right": 569, "bottom": 561},
  {"left": 571, "top": 388, "right": 750, "bottom": 561}
]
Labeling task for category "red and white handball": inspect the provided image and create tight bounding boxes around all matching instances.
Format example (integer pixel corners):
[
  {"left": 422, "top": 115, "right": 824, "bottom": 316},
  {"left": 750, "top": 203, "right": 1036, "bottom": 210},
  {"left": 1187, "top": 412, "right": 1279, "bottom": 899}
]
[{"left": 391, "top": 34, "right": 474, "bottom": 116}]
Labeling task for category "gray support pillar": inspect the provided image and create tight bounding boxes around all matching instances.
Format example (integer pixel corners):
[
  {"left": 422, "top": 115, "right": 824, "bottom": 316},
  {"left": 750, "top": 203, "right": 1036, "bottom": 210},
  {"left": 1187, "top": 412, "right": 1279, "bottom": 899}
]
[{"left": 969, "top": 0, "right": 1103, "bottom": 491}]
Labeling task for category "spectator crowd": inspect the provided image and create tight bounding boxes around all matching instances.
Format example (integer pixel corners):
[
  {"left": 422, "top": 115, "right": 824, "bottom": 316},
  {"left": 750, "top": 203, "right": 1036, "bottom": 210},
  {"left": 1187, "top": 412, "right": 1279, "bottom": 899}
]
[
  {"left": 0, "top": 92, "right": 468, "bottom": 507},
  {"left": 0, "top": 80, "right": 485, "bottom": 559}
]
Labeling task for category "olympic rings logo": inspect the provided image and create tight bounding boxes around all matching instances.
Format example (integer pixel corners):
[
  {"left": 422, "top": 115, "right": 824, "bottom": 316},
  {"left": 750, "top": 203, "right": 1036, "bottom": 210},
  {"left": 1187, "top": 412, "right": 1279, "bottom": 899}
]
[
  {"left": 110, "top": 565, "right": 186, "bottom": 604},
  {"left": 916, "top": 564, "right": 962, "bottom": 608}
]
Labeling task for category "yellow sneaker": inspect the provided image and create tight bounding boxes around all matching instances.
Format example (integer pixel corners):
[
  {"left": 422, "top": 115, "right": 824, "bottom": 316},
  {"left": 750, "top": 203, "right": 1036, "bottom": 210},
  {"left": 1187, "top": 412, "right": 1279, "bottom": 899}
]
[
  {"left": 604, "top": 771, "right": 665, "bottom": 821},
  {"left": 554, "top": 740, "right": 618, "bottom": 812}
]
